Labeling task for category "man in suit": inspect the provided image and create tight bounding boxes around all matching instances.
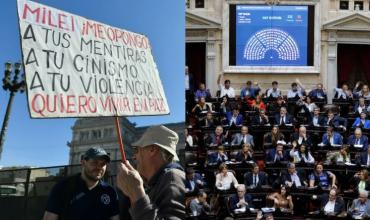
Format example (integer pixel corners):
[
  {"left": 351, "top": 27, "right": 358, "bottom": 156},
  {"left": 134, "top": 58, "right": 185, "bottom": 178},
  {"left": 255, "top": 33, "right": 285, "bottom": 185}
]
[
  {"left": 244, "top": 163, "right": 268, "bottom": 188},
  {"left": 240, "top": 81, "right": 260, "bottom": 100},
  {"left": 266, "top": 142, "right": 289, "bottom": 163},
  {"left": 308, "top": 83, "right": 327, "bottom": 101},
  {"left": 185, "top": 168, "right": 205, "bottom": 193},
  {"left": 347, "top": 128, "right": 369, "bottom": 150},
  {"left": 189, "top": 190, "right": 210, "bottom": 216},
  {"left": 194, "top": 83, "right": 211, "bottom": 102},
  {"left": 348, "top": 190, "right": 370, "bottom": 219},
  {"left": 281, "top": 163, "right": 307, "bottom": 188},
  {"left": 321, "top": 126, "right": 343, "bottom": 146},
  {"left": 324, "top": 111, "right": 347, "bottom": 128},
  {"left": 229, "top": 184, "right": 253, "bottom": 213},
  {"left": 309, "top": 107, "right": 326, "bottom": 127},
  {"left": 231, "top": 126, "right": 254, "bottom": 147},
  {"left": 313, "top": 189, "right": 345, "bottom": 216},
  {"left": 206, "top": 125, "right": 226, "bottom": 146},
  {"left": 274, "top": 107, "right": 294, "bottom": 125},
  {"left": 208, "top": 145, "right": 228, "bottom": 164},
  {"left": 356, "top": 146, "right": 370, "bottom": 166},
  {"left": 225, "top": 108, "right": 244, "bottom": 126},
  {"left": 353, "top": 97, "right": 369, "bottom": 115},
  {"left": 291, "top": 126, "right": 313, "bottom": 148},
  {"left": 266, "top": 81, "right": 281, "bottom": 99},
  {"left": 251, "top": 109, "right": 270, "bottom": 126},
  {"left": 199, "top": 112, "right": 219, "bottom": 128}
]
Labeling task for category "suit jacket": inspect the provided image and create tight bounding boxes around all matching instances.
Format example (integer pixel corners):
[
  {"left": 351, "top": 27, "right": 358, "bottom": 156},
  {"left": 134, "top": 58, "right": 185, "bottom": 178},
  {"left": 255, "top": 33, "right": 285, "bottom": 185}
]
[
  {"left": 280, "top": 171, "right": 307, "bottom": 187},
  {"left": 319, "top": 194, "right": 345, "bottom": 214},
  {"left": 353, "top": 103, "right": 368, "bottom": 114},
  {"left": 308, "top": 89, "right": 327, "bottom": 100},
  {"left": 266, "top": 149, "right": 289, "bottom": 163},
  {"left": 323, "top": 116, "right": 347, "bottom": 127},
  {"left": 231, "top": 133, "right": 254, "bottom": 146},
  {"left": 348, "top": 199, "right": 370, "bottom": 217},
  {"left": 352, "top": 118, "right": 370, "bottom": 129},
  {"left": 309, "top": 114, "right": 326, "bottom": 127},
  {"left": 291, "top": 133, "right": 313, "bottom": 148},
  {"left": 199, "top": 118, "right": 220, "bottom": 128},
  {"left": 322, "top": 132, "right": 343, "bottom": 146},
  {"left": 347, "top": 134, "right": 369, "bottom": 150},
  {"left": 235, "top": 152, "right": 254, "bottom": 163},
  {"left": 274, "top": 114, "right": 294, "bottom": 125},
  {"left": 206, "top": 133, "right": 226, "bottom": 146},
  {"left": 226, "top": 112, "right": 244, "bottom": 126},
  {"left": 185, "top": 173, "right": 204, "bottom": 192},
  {"left": 349, "top": 176, "right": 370, "bottom": 192},
  {"left": 208, "top": 152, "right": 228, "bottom": 164},
  {"left": 357, "top": 152, "right": 370, "bottom": 166},
  {"left": 251, "top": 115, "right": 269, "bottom": 126},
  {"left": 240, "top": 87, "right": 260, "bottom": 99},
  {"left": 244, "top": 171, "right": 268, "bottom": 187},
  {"left": 229, "top": 194, "right": 253, "bottom": 211}
]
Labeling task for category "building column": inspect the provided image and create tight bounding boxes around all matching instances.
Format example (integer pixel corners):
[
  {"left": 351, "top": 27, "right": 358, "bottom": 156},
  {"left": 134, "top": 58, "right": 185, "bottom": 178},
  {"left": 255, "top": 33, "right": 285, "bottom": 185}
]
[
  {"left": 206, "top": 40, "right": 217, "bottom": 96},
  {"left": 326, "top": 31, "right": 338, "bottom": 103}
]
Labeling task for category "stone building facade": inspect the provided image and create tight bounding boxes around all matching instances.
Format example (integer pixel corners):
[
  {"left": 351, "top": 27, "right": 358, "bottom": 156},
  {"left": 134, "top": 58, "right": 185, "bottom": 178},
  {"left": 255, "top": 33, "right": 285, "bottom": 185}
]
[
  {"left": 186, "top": 0, "right": 370, "bottom": 101},
  {"left": 67, "top": 117, "right": 185, "bottom": 165}
]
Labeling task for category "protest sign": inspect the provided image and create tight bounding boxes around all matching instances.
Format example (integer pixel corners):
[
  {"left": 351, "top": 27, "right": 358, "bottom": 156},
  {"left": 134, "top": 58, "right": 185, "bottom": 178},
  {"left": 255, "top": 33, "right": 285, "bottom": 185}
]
[{"left": 17, "top": 0, "right": 170, "bottom": 118}]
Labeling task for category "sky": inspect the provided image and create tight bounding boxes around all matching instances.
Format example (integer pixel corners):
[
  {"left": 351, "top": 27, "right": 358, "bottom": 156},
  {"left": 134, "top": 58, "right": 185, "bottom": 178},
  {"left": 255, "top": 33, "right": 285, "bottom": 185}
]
[{"left": 0, "top": 0, "right": 184, "bottom": 167}]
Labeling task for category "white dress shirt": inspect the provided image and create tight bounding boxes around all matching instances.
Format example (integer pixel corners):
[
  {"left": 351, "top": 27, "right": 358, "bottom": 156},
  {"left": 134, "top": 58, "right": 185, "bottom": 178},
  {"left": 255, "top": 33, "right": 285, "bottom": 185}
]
[
  {"left": 324, "top": 200, "right": 336, "bottom": 213},
  {"left": 219, "top": 84, "right": 236, "bottom": 98}
]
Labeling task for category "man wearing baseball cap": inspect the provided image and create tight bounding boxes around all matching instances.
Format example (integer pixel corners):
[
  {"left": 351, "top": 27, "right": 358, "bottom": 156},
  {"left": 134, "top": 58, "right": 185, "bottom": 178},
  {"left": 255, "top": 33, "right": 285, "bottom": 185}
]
[
  {"left": 43, "top": 147, "right": 119, "bottom": 220},
  {"left": 116, "top": 125, "right": 186, "bottom": 220}
]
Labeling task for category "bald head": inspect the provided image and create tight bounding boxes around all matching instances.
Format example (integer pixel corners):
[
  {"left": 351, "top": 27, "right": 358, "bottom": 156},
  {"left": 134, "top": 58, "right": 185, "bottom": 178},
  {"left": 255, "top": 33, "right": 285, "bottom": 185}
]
[
  {"left": 355, "top": 128, "right": 363, "bottom": 139},
  {"left": 236, "top": 184, "right": 246, "bottom": 198},
  {"left": 359, "top": 190, "right": 368, "bottom": 203}
]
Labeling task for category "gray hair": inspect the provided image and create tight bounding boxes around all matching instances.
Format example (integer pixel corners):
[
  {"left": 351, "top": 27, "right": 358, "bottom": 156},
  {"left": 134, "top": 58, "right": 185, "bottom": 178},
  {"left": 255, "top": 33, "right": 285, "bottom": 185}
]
[
  {"left": 237, "top": 184, "right": 246, "bottom": 192},
  {"left": 359, "top": 190, "right": 369, "bottom": 198}
]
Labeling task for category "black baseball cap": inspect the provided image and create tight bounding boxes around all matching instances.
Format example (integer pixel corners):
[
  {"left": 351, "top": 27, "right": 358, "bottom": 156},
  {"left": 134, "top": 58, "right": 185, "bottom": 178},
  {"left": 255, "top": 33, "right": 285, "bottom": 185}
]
[{"left": 83, "top": 147, "right": 110, "bottom": 162}]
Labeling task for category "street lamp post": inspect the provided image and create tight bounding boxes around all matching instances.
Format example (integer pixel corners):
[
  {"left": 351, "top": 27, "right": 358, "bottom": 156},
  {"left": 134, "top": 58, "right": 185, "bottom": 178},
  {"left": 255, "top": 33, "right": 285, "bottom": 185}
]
[{"left": 0, "top": 62, "right": 25, "bottom": 159}]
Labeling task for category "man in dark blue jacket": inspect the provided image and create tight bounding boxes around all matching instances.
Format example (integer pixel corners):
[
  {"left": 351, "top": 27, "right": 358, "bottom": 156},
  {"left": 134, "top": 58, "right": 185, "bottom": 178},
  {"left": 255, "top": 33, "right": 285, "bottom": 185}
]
[
  {"left": 266, "top": 142, "right": 289, "bottom": 163},
  {"left": 274, "top": 107, "right": 294, "bottom": 125},
  {"left": 347, "top": 128, "right": 369, "bottom": 150},
  {"left": 313, "top": 189, "right": 345, "bottom": 217},
  {"left": 244, "top": 163, "right": 268, "bottom": 188},
  {"left": 357, "top": 146, "right": 370, "bottom": 166},
  {"left": 229, "top": 184, "right": 253, "bottom": 212},
  {"left": 185, "top": 168, "right": 205, "bottom": 193}
]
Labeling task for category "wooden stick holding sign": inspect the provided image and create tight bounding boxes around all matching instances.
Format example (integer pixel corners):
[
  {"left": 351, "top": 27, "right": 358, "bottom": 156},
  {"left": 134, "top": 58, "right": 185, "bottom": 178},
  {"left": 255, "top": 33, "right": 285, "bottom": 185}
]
[{"left": 114, "top": 117, "right": 126, "bottom": 162}]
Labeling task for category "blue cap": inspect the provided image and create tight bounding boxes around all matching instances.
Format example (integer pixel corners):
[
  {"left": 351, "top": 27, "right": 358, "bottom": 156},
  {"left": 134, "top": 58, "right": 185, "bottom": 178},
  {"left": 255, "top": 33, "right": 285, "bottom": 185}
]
[{"left": 83, "top": 147, "right": 110, "bottom": 162}]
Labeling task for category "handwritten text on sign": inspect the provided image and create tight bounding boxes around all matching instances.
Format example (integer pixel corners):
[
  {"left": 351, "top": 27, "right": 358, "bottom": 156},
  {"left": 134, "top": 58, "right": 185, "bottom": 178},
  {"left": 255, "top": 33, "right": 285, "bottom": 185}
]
[{"left": 17, "top": 0, "right": 169, "bottom": 118}]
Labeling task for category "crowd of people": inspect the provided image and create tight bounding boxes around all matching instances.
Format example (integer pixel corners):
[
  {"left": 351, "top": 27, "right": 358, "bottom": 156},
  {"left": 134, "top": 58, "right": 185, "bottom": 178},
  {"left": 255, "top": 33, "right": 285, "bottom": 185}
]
[{"left": 185, "top": 75, "right": 370, "bottom": 219}]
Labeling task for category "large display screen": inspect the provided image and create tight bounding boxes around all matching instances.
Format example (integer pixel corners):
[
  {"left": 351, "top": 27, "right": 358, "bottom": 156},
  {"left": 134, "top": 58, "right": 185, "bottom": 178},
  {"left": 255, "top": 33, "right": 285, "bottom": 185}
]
[{"left": 236, "top": 5, "right": 308, "bottom": 66}]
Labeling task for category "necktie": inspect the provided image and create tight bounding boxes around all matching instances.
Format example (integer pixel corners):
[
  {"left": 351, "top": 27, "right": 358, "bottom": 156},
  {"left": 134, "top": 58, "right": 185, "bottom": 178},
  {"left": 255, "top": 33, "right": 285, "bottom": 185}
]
[
  {"left": 243, "top": 135, "right": 246, "bottom": 144},
  {"left": 281, "top": 117, "right": 284, "bottom": 125},
  {"left": 216, "top": 136, "right": 220, "bottom": 145},
  {"left": 190, "top": 180, "right": 195, "bottom": 191},
  {"left": 357, "top": 139, "right": 360, "bottom": 145},
  {"left": 254, "top": 175, "right": 257, "bottom": 187}
]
